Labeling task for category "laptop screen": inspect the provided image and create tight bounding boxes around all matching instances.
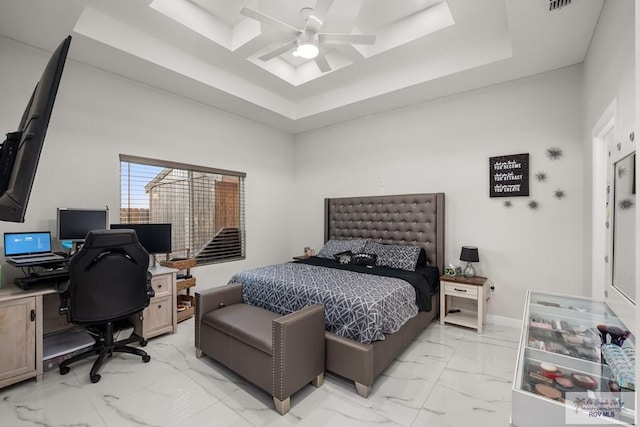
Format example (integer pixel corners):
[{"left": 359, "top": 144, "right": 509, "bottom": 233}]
[{"left": 4, "top": 232, "right": 52, "bottom": 256}]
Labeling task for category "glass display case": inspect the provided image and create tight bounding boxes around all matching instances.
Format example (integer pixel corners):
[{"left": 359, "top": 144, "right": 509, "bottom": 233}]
[{"left": 512, "top": 291, "right": 635, "bottom": 426}]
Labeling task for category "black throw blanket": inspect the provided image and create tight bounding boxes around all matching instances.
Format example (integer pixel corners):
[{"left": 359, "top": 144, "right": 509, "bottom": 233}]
[{"left": 295, "top": 257, "right": 439, "bottom": 312}]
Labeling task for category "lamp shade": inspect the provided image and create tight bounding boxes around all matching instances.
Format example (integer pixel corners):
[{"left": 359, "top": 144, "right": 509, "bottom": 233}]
[{"left": 460, "top": 246, "right": 479, "bottom": 263}]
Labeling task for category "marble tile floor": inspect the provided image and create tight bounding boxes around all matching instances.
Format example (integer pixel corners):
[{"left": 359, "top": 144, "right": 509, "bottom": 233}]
[{"left": 0, "top": 319, "right": 521, "bottom": 427}]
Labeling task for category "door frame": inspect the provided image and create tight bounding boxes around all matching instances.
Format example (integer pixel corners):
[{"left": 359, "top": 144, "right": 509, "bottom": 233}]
[{"left": 591, "top": 99, "right": 617, "bottom": 300}]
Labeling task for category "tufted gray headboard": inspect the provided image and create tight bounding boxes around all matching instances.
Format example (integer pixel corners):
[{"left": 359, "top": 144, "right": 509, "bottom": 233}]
[{"left": 324, "top": 193, "right": 445, "bottom": 274}]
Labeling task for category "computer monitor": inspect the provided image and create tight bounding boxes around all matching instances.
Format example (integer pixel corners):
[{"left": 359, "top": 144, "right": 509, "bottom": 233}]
[
  {"left": 57, "top": 208, "right": 109, "bottom": 242},
  {"left": 0, "top": 36, "right": 72, "bottom": 222},
  {"left": 110, "top": 223, "right": 172, "bottom": 254}
]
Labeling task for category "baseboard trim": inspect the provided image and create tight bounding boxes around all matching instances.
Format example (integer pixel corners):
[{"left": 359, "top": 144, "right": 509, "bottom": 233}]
[{"left": 486, "top": 314, "right": 521, "bottom": 329}]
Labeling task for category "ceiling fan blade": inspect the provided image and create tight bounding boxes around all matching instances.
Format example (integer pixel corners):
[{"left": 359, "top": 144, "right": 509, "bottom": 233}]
[
  {"left": 319, "top": 33, "right": 376, "bottom": 45},
  {"left": 240, "top": 7, "right": 300, "bottom": 36},
  {"left": 258, "top": 40, "right": 298, "bottom": 61},
  {"left": 314, "top": 55, "right": 331, "bottom": 73},
  {"left": 313, "top": 0, "right": 334, "bottom": 23}
]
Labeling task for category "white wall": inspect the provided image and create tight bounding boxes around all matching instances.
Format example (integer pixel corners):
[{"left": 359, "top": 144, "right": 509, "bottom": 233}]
[
  {"left": 635, "top": 0, "right": 640, "bottom": 416},
  {"left": 0, "top": 36, "right": 295, "bottom": 288},
  {"left": 582, "top": 0, "right": 636, "bottom": 298},
  {"left": 293, "top": 66, "right": 585, "bottom": 322},
  {"left": 582, "top": 0, "right": 636, "bottom": 332}
]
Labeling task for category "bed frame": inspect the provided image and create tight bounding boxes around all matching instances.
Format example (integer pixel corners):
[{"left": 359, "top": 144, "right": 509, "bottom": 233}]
[{"left": 322, "top": 192, "right": 445, "bottom": 397}]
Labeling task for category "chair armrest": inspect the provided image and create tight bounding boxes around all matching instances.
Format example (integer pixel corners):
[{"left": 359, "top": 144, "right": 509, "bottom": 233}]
[
  {"left": 195, "top": 283, "right": 243, "bottom": 350},
  {"left": 57, "top": 280, "right": 70, "bottom": 317},
  {"left": 272, "top": 304, "right": 325, "bottom": 401},
  {"left": 145, "top": 272, "right": 155, "bottom": 305}
]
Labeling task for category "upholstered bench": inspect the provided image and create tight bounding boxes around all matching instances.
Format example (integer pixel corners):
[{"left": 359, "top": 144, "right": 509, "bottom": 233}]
[{"left": 195, "top": 283, "right": 325, "bottom": 415}]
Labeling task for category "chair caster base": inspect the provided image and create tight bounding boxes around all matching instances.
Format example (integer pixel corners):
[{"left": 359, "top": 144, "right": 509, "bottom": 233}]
[
  {"left": 59, "top": 366, "right": 70, "bottom": 375},
  {"left": 90, "top": 374, "right": 101, "bottom": 383},
  {"left": 142, "top": 355, "right": 151, "bottom": 363}
]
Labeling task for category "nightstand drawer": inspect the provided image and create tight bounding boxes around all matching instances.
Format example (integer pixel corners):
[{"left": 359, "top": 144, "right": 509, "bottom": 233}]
[{"left": 443, "top": 282, "right": 478, "bottom": 298}]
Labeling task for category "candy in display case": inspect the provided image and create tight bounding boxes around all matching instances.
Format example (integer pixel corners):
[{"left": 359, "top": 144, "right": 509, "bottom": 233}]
[{"left": 511, "top": 291, "right": 635, "bottom": 426}]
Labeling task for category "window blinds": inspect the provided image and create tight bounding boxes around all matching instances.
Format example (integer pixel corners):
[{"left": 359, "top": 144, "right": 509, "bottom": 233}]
[{"left": 120, "top": 155, "right": 245, "bottom": 265}]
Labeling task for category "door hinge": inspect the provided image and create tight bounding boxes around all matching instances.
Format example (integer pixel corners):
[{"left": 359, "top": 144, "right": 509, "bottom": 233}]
[
  {"left": 30, "top": 309, "right": 36, "bottom": 322},
  {"left": 605, "top": 255, "right": 609, "bottom": 263}
]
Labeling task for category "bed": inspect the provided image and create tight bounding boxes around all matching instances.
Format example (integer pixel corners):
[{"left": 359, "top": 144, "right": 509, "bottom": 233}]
[{"left": 232, "top": 193, "right": 445, "bottom": 397}]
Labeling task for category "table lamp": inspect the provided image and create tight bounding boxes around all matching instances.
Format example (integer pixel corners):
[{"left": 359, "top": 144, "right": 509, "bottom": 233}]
[{"left": 460, "top": 246, "right": 479, "bottom": 278}]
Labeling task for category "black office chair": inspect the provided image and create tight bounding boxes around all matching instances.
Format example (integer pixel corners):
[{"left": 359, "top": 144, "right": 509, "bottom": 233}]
[{"left": 58, "top": 229, "right": 154, "bottom": 383}]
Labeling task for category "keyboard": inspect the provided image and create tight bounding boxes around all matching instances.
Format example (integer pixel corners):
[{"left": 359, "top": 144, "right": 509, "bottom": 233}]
[
  {"left": 14, "top": 270, "right": 69, "bottom": 290},
  {"left": 7, "top": 254, "right": 65, "bottom": 264},
  {"left": 37, "top": 267, "right": 69, "bottom": 277}
]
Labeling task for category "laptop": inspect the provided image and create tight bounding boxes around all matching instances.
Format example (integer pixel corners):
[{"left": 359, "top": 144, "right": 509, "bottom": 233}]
[{"left": 4, "top": 231, "right": 65, "bottom": 264}]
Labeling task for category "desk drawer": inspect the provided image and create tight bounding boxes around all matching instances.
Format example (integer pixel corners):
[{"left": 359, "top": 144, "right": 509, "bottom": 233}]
[
  {"left": 144, "top": 295, "right": 172, "bottom": 337},
  {"left": 151, "top": 274, "right": 172, "bottom": 297},
  {"left": 444, "top": 282, "right": 478, "bottom": 298}
]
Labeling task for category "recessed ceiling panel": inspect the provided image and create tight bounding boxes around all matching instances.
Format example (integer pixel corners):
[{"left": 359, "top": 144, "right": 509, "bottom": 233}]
[
  {"left": 233, "top": 1, "right": 455, "bottom": 84},
  {"left": 356, "top": 0, "right": 445, "bottom": 33},
  {"left": 190, "top": 0, "right": 249, "bottom": 26}
]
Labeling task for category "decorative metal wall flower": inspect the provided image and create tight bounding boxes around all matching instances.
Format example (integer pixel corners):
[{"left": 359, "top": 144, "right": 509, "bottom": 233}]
[
  {"left": 619, "top": 199, "right": 634, "bottom": 210},
  {"left": 504, "top": 200, "right": 513, "bottom": 208},
  {"left": 535, "top": 171, "right": 547, "bottom": 182},
  {"left": 553, "top": 189, "right": 565, "bottom": 199},
  {"left": 546, "top": 147, "right": 563, "bottom": 160},
  {"left": 528, "top": 200, "right": 539, "bottom": 210}
]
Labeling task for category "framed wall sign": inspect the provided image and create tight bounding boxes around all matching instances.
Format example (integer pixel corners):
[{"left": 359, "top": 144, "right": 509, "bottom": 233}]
[{"left": 489, "top": 153, "right": 530, "bottom": 197}]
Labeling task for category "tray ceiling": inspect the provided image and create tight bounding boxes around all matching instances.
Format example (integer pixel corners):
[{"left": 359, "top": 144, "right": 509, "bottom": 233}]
[{"left": 0, "top": 0, "right": 604, "bottom": 133}]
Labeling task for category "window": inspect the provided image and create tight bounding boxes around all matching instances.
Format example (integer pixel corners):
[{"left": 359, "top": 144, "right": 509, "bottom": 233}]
[{"left": 119, "top": 155, "right": 245, "bottom": 265}]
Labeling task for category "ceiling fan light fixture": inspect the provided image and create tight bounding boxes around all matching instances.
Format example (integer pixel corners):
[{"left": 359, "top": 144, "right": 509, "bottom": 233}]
[
  {"left": 295, "top": 29, "right": 319, "bottom": 59},
  {"left": 296, "top": 41, "right": 319, "bottom": 59}
]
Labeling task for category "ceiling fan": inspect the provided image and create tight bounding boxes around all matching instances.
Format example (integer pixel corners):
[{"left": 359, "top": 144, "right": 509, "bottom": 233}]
[{"left": 240, "top": 1, "right": 376, "bottom": 73}]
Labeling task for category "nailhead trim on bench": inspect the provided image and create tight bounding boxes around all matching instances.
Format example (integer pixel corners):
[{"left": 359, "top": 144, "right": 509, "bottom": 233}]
[{"left": 272, "top": 319, "right": 286, "bottom": 399}]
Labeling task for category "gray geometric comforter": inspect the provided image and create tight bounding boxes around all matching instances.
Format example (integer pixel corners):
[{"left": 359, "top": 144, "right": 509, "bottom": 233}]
[{"left": 229, "top": 262, "right": 419, "bottom": 344}]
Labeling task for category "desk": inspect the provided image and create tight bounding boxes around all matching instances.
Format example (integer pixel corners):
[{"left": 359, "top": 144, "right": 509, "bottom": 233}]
[{"left": 0, "top": 266, "right": 177, "bottom": 389}]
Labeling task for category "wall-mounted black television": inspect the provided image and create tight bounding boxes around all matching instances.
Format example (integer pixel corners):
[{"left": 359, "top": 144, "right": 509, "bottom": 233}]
[
  {"left": 110, "top": 223, "right": 172, "bottom": 255},
  {"left": 0, "top": 36, "right": 72, "bottom": 222},
  {"left": 57, "top": 208, "right": 109, "bottom": 241}
]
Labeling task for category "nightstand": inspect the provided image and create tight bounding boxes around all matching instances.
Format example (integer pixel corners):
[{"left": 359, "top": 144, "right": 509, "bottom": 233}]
[
  {"left": 439, "top": 275, "right": 488, "bottom": 333},
  {"left": 292, "top": 255, "right": 311, "bottom": 261}
]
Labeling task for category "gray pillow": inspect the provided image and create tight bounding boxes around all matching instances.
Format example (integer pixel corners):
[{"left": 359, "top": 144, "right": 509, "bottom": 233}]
[
  {"left": 363, "top": 241, "right": 421, "bottom": 271},
  {"left": 317, "top": 239, "right": 368, "bottom": 259}
]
